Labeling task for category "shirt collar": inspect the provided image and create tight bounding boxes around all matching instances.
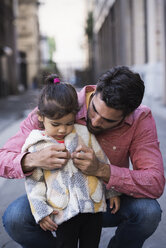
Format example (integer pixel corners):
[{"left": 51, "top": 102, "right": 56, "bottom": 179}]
[
  {"left": 124, "top": 113, "right": 134, "bottom": 125},
  {"left": 124, "top": 105, "right": 143, "bottom": 126},
  {"left": 76, "top": 85, "right": 96, "bottom": 121}
]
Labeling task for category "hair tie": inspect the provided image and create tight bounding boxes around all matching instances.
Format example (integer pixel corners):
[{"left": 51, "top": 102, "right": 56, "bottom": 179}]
[{"left": 54, "top": 78, "right": 60, "bottom": 84}]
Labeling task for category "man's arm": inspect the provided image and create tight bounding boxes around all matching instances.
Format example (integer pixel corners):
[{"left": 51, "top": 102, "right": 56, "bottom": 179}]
[
  {"left": 0, "top": 108, "right": 38, "bottom": 178},
  {"left": 0, "top": 108, "right": 70, "bottom": 179},
  {"left": 72, "top": 110, "right": 165, "bottom": 199},
  {"left": 22, "top": 145, "right": 70, "bottom": 173},
  {"left": 72, "top": 142, "right": 165, "bottom": 199},
  {"left": 71, "top": 145, "right": 110, "bottom": 183},
  {"left": 106, "top": 110, "right": 165, "bottom": 199}
]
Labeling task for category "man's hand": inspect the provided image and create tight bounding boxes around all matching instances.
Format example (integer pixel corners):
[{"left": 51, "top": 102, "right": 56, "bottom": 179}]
[
  {"left": 71, "top": 145, "right": 110, "bottom": 182},
  {"left": 39, "top": 210, "right": 58, "bottom": 231},
  {"left": 22, "top": 144, "right": 70, "bottom": 172}
]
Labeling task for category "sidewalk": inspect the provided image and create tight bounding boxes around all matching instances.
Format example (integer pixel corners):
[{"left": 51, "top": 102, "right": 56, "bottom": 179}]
[
  {"left": 0, "top": 89, "right": 40, "bottom": 248},
  {"left": 0, "top": 89, "right": 40, "bottom": 132},
  {"left": 142, "top": 94, "right": 166, "bottom": 121}
]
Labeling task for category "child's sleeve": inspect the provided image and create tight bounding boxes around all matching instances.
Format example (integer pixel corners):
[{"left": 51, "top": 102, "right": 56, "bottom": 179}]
[
  {"left": 105, "top": 188, "right": 121, "bottom": 199},
  {"left": 25, "top": 168, "right": 53, "bottom": 223},
  {"left": 22, "top": 131, "right": 54, "bottom": 223}
]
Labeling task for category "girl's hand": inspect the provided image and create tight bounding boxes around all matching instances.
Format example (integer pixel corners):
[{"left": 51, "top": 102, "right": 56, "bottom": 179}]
[
  {"left": 39, "top": 210, "right": 58, "bottom": 231},
  {"left": 109, "top": 196, "right": 120, "bottom": 214}
]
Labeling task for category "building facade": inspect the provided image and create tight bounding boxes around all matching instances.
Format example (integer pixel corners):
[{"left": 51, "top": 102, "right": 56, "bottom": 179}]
[
  {"left": 93, "top": 0, "right": 166, "bottom": 105},
  {"left": 0, "top": 0, "right": 19, "bottom": 97},
  {"left": 16, "top": 0, "right": 40, "bottom": 89},
  {"left": 0, "top": 0, "right": 41, "bottom": 97}
]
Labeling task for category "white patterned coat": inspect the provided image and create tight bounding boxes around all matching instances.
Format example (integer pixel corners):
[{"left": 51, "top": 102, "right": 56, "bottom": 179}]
[{"left": 22, "top": 124, "right": 120, "bottom": 225}]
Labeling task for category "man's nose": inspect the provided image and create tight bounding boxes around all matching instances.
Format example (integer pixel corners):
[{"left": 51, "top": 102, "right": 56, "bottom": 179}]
[{"left": 91, "top": 114, "right": 102, "bottom": 127}]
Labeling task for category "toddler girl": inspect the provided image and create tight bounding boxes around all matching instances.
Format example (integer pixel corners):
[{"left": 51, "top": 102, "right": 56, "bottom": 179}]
[{"left": 22, "top": 74, "right": 120, "bottom": 248}]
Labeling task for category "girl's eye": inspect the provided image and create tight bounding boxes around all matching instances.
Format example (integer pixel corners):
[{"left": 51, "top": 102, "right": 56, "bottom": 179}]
[
  {"left": 51, "top": 124, "right": 59, "bottom": 127},
  {"left": 67, "top": 123, "right": 74, "bottom": 126}
]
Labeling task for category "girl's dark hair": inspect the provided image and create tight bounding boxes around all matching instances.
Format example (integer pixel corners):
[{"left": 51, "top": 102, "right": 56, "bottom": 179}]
[
  {"left": 38, "top": 74, "right": 79, "bottom": 128},
  {"left": 96, "top": 66, "right": 145, "bottom": 116}
]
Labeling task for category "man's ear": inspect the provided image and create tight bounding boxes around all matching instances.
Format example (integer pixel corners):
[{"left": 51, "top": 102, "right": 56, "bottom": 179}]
[{"left": 38, "top": 114, "right": 43, "bottom": 122}]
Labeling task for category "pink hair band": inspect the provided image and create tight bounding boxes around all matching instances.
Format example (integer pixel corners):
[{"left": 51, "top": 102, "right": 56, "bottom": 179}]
[{"left": 54, "top": 78, "right": 60, "bottom": 84}]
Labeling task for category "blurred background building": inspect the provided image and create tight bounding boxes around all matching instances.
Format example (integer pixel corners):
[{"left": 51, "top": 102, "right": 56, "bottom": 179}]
[
  {"left": 16, "top": 0, "right": 41, "bottom": 90},
  {"left": 92, "top": 0, "right": 166, "bottom": 106},
  {"left": 0, "top": 0, "right": 166, "bottom": 110},
  {"left": 0, "top": 0, "right": 18, "bottom": 97},
  {"left": 0, "top": 0, "right": 41, "bottom": 96}
]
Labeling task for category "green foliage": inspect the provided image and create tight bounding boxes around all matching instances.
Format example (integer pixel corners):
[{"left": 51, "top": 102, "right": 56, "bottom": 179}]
[
  {"left": 48, "top": 37, "right": 56, "bottom": 61},
  {"left": 85, "top": 11, "right": 93, "bottom": 40}
]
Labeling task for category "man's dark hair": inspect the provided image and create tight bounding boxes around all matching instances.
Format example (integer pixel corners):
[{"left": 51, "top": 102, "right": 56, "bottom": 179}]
[{"left": 96, "top": 66, "right": 145, "bottom": 116}]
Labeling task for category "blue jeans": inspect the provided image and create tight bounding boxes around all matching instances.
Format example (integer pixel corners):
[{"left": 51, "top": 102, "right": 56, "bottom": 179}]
[{"left": 2, "top": 194, "right": 162, "bottom": 248}]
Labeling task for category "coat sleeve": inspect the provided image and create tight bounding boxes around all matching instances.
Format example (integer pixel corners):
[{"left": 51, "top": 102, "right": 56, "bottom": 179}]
[
  {"left": 90, "top": 133, "right": 121, "bottom": 198},
  {"left": 25, "top": 168, "right": 53, "bottom": 223},
  {"left": 23, "top": 135, "right": 54, "bottom": 223}
]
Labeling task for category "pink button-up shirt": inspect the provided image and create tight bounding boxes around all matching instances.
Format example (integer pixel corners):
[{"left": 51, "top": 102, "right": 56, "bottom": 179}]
[{"left": 0, "top": 86, "right": 165, "bottom": 198}]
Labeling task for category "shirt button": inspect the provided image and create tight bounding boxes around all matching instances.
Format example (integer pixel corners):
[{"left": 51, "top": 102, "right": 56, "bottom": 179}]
[
  {"left": 130, "top": 193, "right": 133, "bottom": 196},
  {"left": 113, "top": 146, "right": 116, "bottom": 150},
  {"left": 9, "top": 175, "right": 13, "bottom": 179},
  {"left": 111, "top": 186, "right": 115, "bottom": 189}
]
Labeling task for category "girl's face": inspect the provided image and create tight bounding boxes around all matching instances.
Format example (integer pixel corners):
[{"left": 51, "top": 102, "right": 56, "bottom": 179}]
[{"left": 38, "top": 113, "right": 75, "bottom": 140}]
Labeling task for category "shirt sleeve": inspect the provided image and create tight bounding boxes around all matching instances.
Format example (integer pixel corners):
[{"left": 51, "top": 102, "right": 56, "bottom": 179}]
[
  {"left": 0, "top": 108, "right": 38, "bottom": 179},
  {"left": 106, "top": 110, "right": 165, "bottom": 199}
]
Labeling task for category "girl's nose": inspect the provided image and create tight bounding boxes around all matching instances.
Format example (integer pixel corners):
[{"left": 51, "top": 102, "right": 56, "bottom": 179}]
[{"left": 58, "top": 125, "right": 66, "bottom": 133}]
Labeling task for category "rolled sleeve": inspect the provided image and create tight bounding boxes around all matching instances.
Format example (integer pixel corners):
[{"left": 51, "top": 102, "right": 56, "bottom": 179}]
[{"left": 0, "top": 108, "right": 38, "bottom": 179}]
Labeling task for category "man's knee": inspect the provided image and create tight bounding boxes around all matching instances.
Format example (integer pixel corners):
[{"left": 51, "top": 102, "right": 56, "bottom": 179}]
[
  {"left": 2, "top": 195, "right": 32, "bottom": 238},
  {"left": 2, "top": 195, "right": 57, "bottom": 248},
  {"left": 136, "top": 198, "right": 162, "bottom": 233},
  {"left": 122, "top": 196, "right": 162, "bottom": 234}
]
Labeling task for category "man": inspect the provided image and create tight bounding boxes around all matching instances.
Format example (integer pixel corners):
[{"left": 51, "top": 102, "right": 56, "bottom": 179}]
[{"left": 1, "top": 66, "right": 165, "bottom": 248}]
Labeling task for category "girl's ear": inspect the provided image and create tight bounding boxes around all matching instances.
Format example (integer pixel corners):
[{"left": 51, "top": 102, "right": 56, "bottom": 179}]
[{"left": 38, "top": 114, "right": 44, "bottom": 122}]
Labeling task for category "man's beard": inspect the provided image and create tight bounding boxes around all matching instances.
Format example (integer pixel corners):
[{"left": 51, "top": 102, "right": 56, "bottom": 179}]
[
  {"left": 86, "top": 109, "right": 125, "bottom": 135},
  {"left": 86, "top": 115, "right": 104, "bottom": 135}
]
